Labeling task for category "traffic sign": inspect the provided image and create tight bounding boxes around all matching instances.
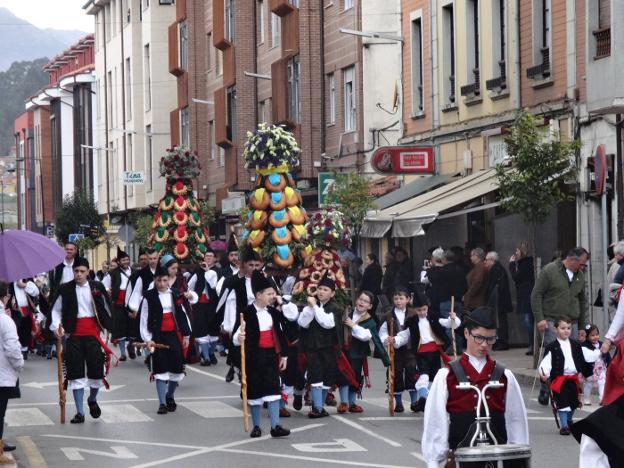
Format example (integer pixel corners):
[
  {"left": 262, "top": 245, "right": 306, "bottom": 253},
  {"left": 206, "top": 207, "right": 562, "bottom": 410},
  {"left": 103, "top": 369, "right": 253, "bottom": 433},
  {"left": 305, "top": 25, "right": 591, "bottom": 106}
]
[
  {"left": 593, "top": 144, "right": 606, "bottom": 195},
  {"left": 371, "top": 146, "right": 435, "bottom": 174},
  {"left": 68, "top": 233, "right": 84, "bottom": 242},
  {"left": 44, "top": 224, "right": 54, "bottom": 238},
  {"left": 318, "top": 172, "right": 337, "bottom": 207},
  {"left": 123, "top": 171, "right": 145, "bottom": 185}
]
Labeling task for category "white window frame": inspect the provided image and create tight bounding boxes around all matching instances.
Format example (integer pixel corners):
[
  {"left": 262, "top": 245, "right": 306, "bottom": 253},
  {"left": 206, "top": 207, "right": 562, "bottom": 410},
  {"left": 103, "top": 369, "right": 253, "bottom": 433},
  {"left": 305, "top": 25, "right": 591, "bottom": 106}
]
[
  {"left": 179, "top": 20, "right": 189, "bottom": 71},
  {"left": 258, "top": 0, "right": 265, "bottom": 44},
  {"left": 144, "top": 44, "right": 151, "bottom": 111},
  {"left": 287, "top": 56, "right": 300, "bottom": 123},
  {"left": 225, "top": 0, "right": 235, "bottom": 43},
  {"left": 125, "top": 57, "right": 132, "bottom": 120},
  {"left": 145, "top": 125, "right": 153, "bottom": 191},
  {"left": 410, "top": 10, "right": 424, "bottom": 115},
  {"left": 343, "top": 66, "right": 356, "bottom": 132},
  {"left": 344, "top": 0, "right": 354, "bottom": 11},
  {"left": 464, "top": 0, "right": 479, "bottom": 83},
  {"left": 442, "top": 1, "right": 456, "bottom": 105}
]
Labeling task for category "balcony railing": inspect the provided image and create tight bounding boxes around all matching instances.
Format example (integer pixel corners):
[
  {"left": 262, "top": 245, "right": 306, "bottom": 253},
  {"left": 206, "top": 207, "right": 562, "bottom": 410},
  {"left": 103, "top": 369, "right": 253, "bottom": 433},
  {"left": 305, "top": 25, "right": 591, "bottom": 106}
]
[
  {"left": 486, "top": 60, "right": 507, "bottom": 91},
  {"left": 460, "top": 68, "right": 481, "bottom": 97},
  {"left": 526, "top": 47, "right": 550, "bottom": 80},
  {"left": 593, "top": 28, "right": 611, "bottom": 59}
]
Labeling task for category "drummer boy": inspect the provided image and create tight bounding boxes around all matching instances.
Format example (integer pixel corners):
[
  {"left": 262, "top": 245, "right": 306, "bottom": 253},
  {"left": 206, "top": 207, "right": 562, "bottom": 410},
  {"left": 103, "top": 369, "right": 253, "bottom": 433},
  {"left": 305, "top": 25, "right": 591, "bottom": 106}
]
[{"left": 421, "top": 307, "right": 529, "bottom": 467}]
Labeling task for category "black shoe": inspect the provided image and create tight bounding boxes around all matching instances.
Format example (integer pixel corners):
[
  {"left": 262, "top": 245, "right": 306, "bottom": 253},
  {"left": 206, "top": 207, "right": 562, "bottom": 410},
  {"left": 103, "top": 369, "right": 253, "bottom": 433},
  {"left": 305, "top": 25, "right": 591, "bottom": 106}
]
[
  {"left": 293, "top": 394, "right": 303, "bottom": 411},
  {"left": 157, "top": 404, "right": 168, "bottom": 414},
  {"left": 166, "top": 396, "right": 177, "bottom": 412},
  {"left": 209, "top": 354, "right": 218, "bottom": 365},
  {"left": 308, "top": 408, "right": 326, "bottom": 419},
  {"left": 3, "top": 442, "right": 16, "bottom": 452},
  {"left": 47, "top": 353, "right": 52, "bottom": 360},
  {"left": 225, "top": 367, "right": 235, "bottom": 383},
  {"left": 414, "top": 397, "right": 426, "bottom": 412},
  {"left": 319, "top": 408, "right": 329, "bottom": 417},
  {"left": 538, "top": 389, "right": 550, "bottom": 406},
  {"left": 119, "top": 355, "right": 127, "bottom": 362},
  {"left": 394, "top": 404, "right": 405, "bottom": 413},
  {"left": 127, "top": 343, "right": 136, "bottom": 360},
  {"left": 219, "top": 350, "right": 228, "bottom": 357},
  {"left": 70, "top": 413, "right": 85, "bottom": 424},
  {"left": 136, "top": 348, "right": 142, "bottom": 357},
  {"left": 200, "top": 358, "right": 210, "bottom": 366},
  {"left": 88, "top": 400, "right": 101, "bottom": 419},
  {"left": 22, "top": 351, "right": 28, "bottom": 361},
  {"left": 270, "top": 425, "right": 290, "bottom": 438},
  {"left": 250, "top": 426, "right": 262, "bottom": 438},
  {"left": 559, "top": 427, "right": 571, "bottom": 436}
]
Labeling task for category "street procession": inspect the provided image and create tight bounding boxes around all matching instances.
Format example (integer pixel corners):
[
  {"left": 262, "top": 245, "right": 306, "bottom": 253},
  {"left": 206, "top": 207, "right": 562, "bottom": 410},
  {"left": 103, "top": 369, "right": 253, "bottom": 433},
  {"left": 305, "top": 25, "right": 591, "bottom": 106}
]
[{"left": 2, "top": 0, "right": 624, "bottom": 467}]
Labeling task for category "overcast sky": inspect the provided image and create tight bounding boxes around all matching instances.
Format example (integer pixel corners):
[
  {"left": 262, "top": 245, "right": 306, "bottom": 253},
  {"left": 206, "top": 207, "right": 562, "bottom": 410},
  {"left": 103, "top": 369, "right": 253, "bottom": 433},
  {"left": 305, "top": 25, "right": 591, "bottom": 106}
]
[{"left": 0, "top": 0, "right": 93, "bottom": 32}]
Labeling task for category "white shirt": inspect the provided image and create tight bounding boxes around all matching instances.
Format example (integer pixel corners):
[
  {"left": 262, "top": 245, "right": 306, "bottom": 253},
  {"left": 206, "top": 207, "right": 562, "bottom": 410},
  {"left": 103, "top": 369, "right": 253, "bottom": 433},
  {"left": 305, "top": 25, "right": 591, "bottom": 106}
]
[
  {"left": 102, "top": 267, "right": 132, "bottom": 291},
  {"left": 61, "top": 259, "right": 75, "bottom": 284},
  {"left": 422, "top": 353, "right": 529, "bottom": 468},
  {"left": 579, "top": 434, "right": 609, "bottom": 468},
  {"left": 139, "top": 289, "right": 192, "bottom": 342},
  {"left": 379, "top": 308, "right": 407, "bottom": 348},
  {"left": 127, "top": 268, "right": 156, "bottom": 312},
  {"left": 606, "top": 295, "right": 624, "bottom": 341},
  {"left": 297, "top": 301, "right": 335, "bottom": 329},
  {"left": 187, "top": 269, "right": 219, "bottom": 296},
  {"left": 565, "top": 268, "right": 574, "bottom": 282},
  {"left": 13, "top": 281, "right": 39, "bottom": 307},
  {"left": 232, "top": 303, "right": 273, "bottom": 346},
  {"left": 50, "top": 283, "right": 96, "bottom": 331},
  {"left": 538, "top": 337, "right": 601, "bottom": 377},
  {"left": 223, "top": 277, "right": 253, "bottom": 333},
  {"left": 350, "top": 309, "right": 372, "bottom": 342}
]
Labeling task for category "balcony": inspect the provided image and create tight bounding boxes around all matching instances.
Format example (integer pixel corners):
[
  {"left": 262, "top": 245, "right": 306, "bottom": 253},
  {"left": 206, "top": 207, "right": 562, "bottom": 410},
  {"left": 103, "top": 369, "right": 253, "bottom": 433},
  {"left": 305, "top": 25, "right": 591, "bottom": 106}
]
[
  {"left": 486, "top": 60, "right": 507, "bottom": 91},
  {"left": 270, "top": 0, "right": 296, "bottom": 17},
  {"left": 460, "top": 68, "right": 481, "bottom": 97},
  {"left": 526, "top": 47, "right": 550, "bottom": 80},
  {"left": 593, "top": 28, "right": 611, "bottom": 60}
]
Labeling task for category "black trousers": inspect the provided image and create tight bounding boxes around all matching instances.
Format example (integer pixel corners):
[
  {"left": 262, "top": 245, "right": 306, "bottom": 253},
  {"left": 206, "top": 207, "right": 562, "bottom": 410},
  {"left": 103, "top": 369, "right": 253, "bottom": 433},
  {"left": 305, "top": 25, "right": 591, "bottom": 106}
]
[
  {"left": 0, "top": 397, "right": 7, "bottom": 438},
  {"left": 65, "top": 335, "right": 105, "bottom": 381}
]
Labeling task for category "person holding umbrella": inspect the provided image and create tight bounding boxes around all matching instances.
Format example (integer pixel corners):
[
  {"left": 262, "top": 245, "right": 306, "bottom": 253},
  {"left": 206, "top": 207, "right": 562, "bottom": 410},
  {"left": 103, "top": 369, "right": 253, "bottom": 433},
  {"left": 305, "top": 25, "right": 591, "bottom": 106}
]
[{"left": 49, "top": 258, "right": 114, "bottom": 424}]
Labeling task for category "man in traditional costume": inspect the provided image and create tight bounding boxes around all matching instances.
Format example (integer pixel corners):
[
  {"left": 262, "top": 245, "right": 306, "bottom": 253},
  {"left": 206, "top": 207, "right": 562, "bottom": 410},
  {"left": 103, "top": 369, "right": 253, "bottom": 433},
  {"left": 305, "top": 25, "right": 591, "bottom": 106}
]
[
  {"left": 103, "top": 247, "right": 134, "bottom": 361},
  {"left": 49, "top": 258, "right": 114, "bottom": 424}
]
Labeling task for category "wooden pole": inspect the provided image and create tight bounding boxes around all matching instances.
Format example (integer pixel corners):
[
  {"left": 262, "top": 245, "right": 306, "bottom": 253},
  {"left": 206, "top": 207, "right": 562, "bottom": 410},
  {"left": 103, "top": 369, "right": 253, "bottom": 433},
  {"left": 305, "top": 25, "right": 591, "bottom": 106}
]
[
  {"left": 239, "top": 313, "right": 249, "bottom": 432},
  {"left": 56, "top": 333, "right": 65, "bottom": 424},
  {"left": 387, "top": 318, "right": 395, "bottom": 416},
  {"left": 450, "top": 297, "right": 458, "bottom": 360}
]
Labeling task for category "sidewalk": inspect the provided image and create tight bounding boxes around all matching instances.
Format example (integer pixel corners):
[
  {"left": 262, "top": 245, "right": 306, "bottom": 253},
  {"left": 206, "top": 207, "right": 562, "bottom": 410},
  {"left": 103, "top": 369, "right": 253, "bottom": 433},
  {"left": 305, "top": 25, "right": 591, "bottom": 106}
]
[{"left": 491, "top": 347, "right": 540, "bottom": 387}]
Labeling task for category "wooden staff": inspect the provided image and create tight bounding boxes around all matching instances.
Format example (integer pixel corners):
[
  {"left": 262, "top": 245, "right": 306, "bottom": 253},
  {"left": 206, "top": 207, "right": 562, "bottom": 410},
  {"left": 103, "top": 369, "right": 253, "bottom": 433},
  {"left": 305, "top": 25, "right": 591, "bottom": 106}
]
[
  {"left": 450, "top": 297, "right": 458, "bottom": 360},
  {"left": 387, "top": 317, "right": 395, "bottom": 416},
  {"left": 131, "top": 342, "right": 170, "bottom": 352},
  {"left": 56, "top": 331, "right": 65, "bottom": 424},
  {"left": 239, "top": 313, "right": 249, "bottom": 432}
]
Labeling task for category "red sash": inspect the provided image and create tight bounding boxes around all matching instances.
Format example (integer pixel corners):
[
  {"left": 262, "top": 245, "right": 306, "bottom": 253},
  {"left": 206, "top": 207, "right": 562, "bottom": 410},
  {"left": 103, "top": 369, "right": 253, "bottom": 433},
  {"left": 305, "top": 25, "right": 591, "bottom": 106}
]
[
  {"left": 115, "top": 289, "right": 126, "bottom": 306},
  {"left": 74, "top": 317, "right": 115, "bottom": 377},
  {"left": 198, "top": 293, "right": 210, "bottom": 304},
  {"left": 417, "top": 341, "right": 452, "bottom": 364},
  {"left": 259, "top": 330, "right": 275, "bottom": 349},
  {"left": 550, "top": 374, "right": 581, "bottom": 395},
  {"left": 160, "top": 312, "right": 187, "bottom": 358}
]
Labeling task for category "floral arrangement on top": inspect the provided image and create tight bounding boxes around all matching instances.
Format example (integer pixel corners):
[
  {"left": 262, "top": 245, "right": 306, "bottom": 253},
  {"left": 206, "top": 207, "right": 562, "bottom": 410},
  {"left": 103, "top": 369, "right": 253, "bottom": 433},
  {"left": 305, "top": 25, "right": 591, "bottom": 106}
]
[
  {"left": 307, "top": 208, "right": 352, "bottom": 251},
  {"left": 243, "top": 123, "right": 301, "bottom": 171},
  {"left": 159, "top": 145, "right": 202, "bottom": 179}
]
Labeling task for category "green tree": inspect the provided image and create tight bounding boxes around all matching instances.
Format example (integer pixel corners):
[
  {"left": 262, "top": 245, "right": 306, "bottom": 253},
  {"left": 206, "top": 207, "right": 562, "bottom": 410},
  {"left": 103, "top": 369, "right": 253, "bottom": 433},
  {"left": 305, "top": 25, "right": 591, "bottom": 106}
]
[
  {"left": 324, "top": 172, "right": 376, "bottom": 252},
  {"left": 128, "top": 210, "right": 155, "bottom": 250},
  {"left": 54, "top": 190, "right": 104, "bottom": 246}
]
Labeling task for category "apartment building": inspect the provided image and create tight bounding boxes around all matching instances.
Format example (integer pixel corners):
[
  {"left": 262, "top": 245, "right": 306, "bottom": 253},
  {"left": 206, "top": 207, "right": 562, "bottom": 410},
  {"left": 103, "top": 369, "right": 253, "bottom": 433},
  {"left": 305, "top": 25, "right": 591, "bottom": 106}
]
[
  {"left": 84, "top": 0, "right": 177, "bottom": 218},
  {"left": 21, "top": 34, "right": 97, "bottom": 234}
]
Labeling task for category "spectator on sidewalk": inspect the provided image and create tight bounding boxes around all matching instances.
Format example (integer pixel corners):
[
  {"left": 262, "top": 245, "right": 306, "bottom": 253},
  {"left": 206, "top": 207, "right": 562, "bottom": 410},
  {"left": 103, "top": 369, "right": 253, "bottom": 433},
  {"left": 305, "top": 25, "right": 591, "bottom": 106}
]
[
  {"left": 509, "top": 242, "right": 535, "bottom": 355},
  {"left": 484, "top": 251, "right": 513, "bottom": 351},
  {"left": 463, "top": 248, "right": 489, "bottom": 313}
]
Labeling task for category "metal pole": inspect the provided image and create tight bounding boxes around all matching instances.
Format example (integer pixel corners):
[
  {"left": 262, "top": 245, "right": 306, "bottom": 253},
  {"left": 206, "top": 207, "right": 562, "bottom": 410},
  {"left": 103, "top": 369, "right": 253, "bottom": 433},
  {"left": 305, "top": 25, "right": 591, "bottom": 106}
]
[{"left": 601, "top": 190, "right": 609, "bottom": 334}]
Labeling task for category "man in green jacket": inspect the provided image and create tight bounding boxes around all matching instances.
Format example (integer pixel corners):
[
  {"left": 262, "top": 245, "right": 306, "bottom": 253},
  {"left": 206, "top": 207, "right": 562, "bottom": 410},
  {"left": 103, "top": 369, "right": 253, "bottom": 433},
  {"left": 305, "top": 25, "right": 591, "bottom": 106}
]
[{"left": 531, "top": 246, "right": 589, "bottom": 405}]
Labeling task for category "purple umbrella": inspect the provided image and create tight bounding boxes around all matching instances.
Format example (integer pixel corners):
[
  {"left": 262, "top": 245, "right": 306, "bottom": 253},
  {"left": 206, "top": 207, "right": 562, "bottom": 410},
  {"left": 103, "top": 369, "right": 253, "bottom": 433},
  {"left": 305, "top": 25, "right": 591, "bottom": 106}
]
[
  {"left": 210, "top": 240, "right": 227, "bottom": 251},
  {"left": 0, "top": 229, "right": 66, "bottom": 282}
]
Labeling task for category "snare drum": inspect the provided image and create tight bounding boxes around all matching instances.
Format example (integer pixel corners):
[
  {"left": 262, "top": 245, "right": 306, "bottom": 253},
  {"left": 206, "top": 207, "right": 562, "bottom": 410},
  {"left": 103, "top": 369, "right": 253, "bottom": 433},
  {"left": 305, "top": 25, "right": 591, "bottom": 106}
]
[{"left": 454, "top": 444, "right": 531, "bottom": 468}]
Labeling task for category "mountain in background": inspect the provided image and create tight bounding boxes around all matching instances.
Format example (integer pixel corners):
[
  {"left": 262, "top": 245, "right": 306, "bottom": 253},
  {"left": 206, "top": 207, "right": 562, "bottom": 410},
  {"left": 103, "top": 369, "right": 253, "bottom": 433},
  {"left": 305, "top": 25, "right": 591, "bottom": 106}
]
[{"left": 0, "top": 7, "right": 88, "bottom": 71}]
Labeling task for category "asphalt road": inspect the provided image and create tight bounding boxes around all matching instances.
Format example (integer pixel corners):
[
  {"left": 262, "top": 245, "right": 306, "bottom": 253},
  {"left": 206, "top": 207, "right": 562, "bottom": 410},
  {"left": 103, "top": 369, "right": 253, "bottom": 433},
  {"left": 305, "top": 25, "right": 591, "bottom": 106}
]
[{"left": 4, "top": 349, "right": 587, "bottom": 468}]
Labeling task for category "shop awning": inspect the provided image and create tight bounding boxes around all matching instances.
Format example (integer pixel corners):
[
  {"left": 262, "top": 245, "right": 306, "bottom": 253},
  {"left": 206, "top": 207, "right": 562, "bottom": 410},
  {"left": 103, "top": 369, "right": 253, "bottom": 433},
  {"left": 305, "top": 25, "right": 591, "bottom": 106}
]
[
  {"left": 361, "top": 169, "right": 499, "bottom": 238},
  {"left": 374, "top": 173, "right": 455, "bottom": 210}
]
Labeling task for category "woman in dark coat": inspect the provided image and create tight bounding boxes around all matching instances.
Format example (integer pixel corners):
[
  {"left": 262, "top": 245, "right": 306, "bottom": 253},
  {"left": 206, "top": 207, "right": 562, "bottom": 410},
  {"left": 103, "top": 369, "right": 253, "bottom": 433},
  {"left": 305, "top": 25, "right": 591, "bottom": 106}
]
[
  {"left": 509, "top": 242, "right": 535, "bottom": 355},
  {"left": 361, "top": 254, "right": 383, "bottom": 319}
]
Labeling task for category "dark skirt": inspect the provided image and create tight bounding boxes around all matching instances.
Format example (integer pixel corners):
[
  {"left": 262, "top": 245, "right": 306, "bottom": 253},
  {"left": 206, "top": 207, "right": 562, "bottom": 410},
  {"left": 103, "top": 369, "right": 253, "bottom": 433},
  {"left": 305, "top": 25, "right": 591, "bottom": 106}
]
[
  {"left": 416, "top": 351, "right": 443, "bottom": 381},
  {"left": 191, "top": 303, "right": 218, "bottom": 338},
  {"left": 0, "top": 381, "right": 20, "bottom": 399},
  {"left": 246, "top": 347, "right": 281, "bottom": 400},
  {"left": 112, "top": 304, "right": 129, "bottom": 340},
  {"left": 553, "top": 379, "right": 581, "bottom": 410},
  {"left": 11, "top": 310, "right": 33, "bottom": 348},
  {"left": 65, "top": 335, "right": 105, "bottom": 381},
  {"left": 306, "top": 346, "right": 338, "bottom": 387},
  {"left": 392, "top": 347, "right": 418, "bottom": 393},
  {"left": 151, "top": 331, "right": 185, "bottom": 375}
]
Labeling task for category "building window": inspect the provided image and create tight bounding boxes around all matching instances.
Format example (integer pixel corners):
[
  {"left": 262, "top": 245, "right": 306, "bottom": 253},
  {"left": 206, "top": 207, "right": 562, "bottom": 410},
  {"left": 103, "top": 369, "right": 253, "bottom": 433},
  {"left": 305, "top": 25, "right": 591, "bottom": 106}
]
[
  {"left": 107, "top": 71, "right": 113, "bottom": 127},
  {"left": 105, "top": 3, "right": 111, "bottom": 41},
  {"left": 327, "top": 73, "right": 336, "bottom": 124},
  {"left": 179, "top": 21, "right": 188, "bottom": 71},
  {"left": 125, "top": 58, "right": 132, "bottom": 120},
  {"left": 344, "top": 0, "right": 353, "bottom": 10},
  {"left": 271, "top": 13, "right": 280, "bottom": 48},
  {"left": 96, "top": 79, "right": 101, "bottom": 119},
  {"left": 528, "top": 0, "right": 551, "bottom": 77},
  {"left": 593, "top": 0, "right": 611, "bottom": 59},
  {"left": 460, "top": 0, "right": 480, "bottom": 96},
  {"left": 258, "top": 0, "right": 265, "bottom": 44},
  {"left": 219, "top": 146, "right": 225, "bottom": 167},
  {"left": 487, "top": 0, "right": 507, "bottom": 90},
  {"left": 207, "top": 33, "right": 212, "bottom": 70},
  {"left": 144, "top": 44, "right": 151, "bottom": 111},
  {"left": 226, "top": 86, "right": 236, "bottom": 142},
  {"left": 442, "top": 3, "right": 456, "bottom": 105},
  {"left": 343, "top": 66, "right": 356, "bottom": 132},
  {"left": 225, "top": 0, "right": 235, "bottom": 43},
  {"left": 216, "top": 49, "right": 222, "bottom": 76},
  {"left": 126, "top": 133, "right": 133, "bottom": 195},
  {"left": 287, "top": 56, "right": 300, "bottom": 123},
  {"left": 181, "top": 107, "right": 190, "bottom": 146},
  {"left": 209, "top": 121, "right": 215, "bottom": 159},
  {"left": 410, "top": 16, "right": 424, "bottom": 114},
  {"left": 145, "top": 125, "right": 153, "bottom": 191},
  {"left": 289, "top": 0, "right": 299, "bottom": 6},
  {"left": 258, "top": 100, "right": 266, "bottom": 124}
]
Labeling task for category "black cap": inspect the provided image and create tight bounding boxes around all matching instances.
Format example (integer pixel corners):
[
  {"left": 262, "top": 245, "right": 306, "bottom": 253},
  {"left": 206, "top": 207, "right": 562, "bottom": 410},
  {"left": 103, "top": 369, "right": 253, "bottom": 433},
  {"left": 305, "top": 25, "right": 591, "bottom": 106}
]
[
  {"left": 117, "top": 246, "right": 129, "bottom": 260},
  {"left": 318, "top": 273, "right": 336, "bottom": 291},
  {"left": 412, "top": 290, "right": 430, "bottom": 308},
  {"left": 241, "top": 249, "right": 262, "bottom": 263},
  {"left": 73, "top": 257, "right": 90, "bottom": 270},
  {"left": 464, "top": 307, "right": 497, "bottom": 329},
  {"left": 154, "top": 261, "right": 169, "bottom": 277},
  {"left": 227, "top": 234, "right": 238, "bottom": 253},
  {"left": 251, "top": 270, "right": 274, "bottom": 295}
]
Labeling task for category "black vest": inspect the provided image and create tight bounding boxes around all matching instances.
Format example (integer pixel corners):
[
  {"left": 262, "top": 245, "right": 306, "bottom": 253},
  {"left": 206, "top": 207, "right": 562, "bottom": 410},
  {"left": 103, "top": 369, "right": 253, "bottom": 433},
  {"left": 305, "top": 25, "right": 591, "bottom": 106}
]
[
  {"left": 144, "top": 288, "right": 192, "bottom": 340},
  {"left": 138, "top": 266, "right": 155, "bottom": 294},
  {"left": 191, "top": 268, "right": 219, "bottom": 303},
  {"left": 109, "top": 267, "right": 132, "bottom": 303},
  {"left": 241, "top": 304, "right": 287, "bottom": 355},
  {"left": 216, "top": 275, "right": 250, "bottom": 329},
  {"left": 405, "top": 314, "right": 449, "bottom": 350},
  {"left": 58, "top": 280, "right": 113, "bottom": 334},
  {"left": 301, "top": 299, "right": 341, "bottom": 350},
  {"left": 545, "top": 339, "right": 592, "bottom": 379}
]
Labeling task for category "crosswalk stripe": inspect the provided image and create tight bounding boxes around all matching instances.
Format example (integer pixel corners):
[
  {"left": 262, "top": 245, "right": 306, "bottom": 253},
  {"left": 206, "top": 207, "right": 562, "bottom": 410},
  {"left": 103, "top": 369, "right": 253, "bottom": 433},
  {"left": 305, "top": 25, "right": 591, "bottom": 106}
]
[
  {"left": 178, "top": 400, "right": 243, "bottom": 418},
  {"left": 6, "top": 408, "right": 54, "bottom": 427},
  {"left": 99, "top": 404, "right": 154, "bottom": 423}
]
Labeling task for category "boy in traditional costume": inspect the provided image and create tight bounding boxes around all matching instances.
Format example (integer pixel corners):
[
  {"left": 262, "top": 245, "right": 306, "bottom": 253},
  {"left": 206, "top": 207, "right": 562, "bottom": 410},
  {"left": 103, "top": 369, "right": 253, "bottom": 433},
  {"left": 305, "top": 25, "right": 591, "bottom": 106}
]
[
  {"left": 50, "top": 258, "right": 114, "bottom": 424},
  {"left": 103, "top": 247, "right": 134, "bottom": 361}
]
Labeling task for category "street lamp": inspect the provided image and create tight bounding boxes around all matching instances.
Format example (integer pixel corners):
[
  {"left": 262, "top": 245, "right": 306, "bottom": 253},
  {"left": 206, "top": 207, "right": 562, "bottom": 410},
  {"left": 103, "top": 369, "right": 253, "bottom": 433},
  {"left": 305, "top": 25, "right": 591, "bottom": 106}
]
[
  {"left": 339, "top": 28, "right": 404, "bottom": 43},
  {"left": 243, "top": 71, "right": 271, "bottom": 80}
]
